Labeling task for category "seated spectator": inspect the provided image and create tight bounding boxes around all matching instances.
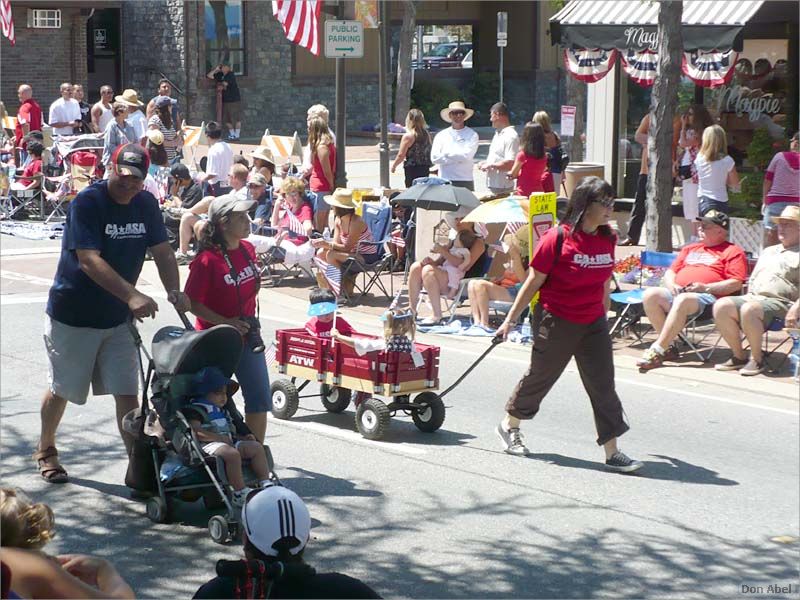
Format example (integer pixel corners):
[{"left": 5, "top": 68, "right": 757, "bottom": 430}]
[
  {"left": 0, "top": 488, "right": 134, "bottom": 599},
  {"left": 637, "top": 209, "right": 748, "bottom": 371},
  {"left": 232, "top": 154, "right": 250, "bottom": 170},
  {"left": 714, "top": 205, "right": 799, "bottom": 375},
  {"left": 468, "top": 227, "right": 529, "bottom": 330},
  {"left": 13, "top": 140, "right": 43, "bottom": 188},
  {"left": 248, "top": 147, "right": 276, "bottom": 187},
  {"left": 193, "top": 485, "right": 380, "bottom": 599},
  {"left": 248, "top": 176, "right": 314, "bottom": 266},
  {"left": 247, "top": 173, "right": 274, "bottom": 232},
  {"left": 167, "top": 163, "right": 203, "bottom": 211}
]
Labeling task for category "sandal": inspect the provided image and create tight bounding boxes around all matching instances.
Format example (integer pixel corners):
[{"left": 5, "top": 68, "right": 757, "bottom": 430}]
[{"left": 33, "top": 446, "right": 68, "bottom": 484}]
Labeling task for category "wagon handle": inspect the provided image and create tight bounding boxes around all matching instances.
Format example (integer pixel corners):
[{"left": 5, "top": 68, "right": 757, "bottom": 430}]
[{"left": 438, "top": 338, "right": 502, "bottom": 399}]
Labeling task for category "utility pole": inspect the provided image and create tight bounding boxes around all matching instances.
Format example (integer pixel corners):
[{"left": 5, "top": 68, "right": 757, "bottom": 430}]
[
  {"left": 497, "top": 11, "right": 508, "bottom": 104},
  {"left": 334, "top": 1, "right": 347, "bottom": 187},
  {"left": 378, "top": 0, "right": 390, "bottom": 187}
]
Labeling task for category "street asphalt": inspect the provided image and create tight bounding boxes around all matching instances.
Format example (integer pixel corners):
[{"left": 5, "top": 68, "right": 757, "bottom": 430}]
[{"left": 1, "top": 231, "right": 799, "bottom": 599}]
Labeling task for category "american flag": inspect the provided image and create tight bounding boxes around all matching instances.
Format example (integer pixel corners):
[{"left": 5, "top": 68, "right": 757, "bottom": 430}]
[
  {"left": 314, "top": 256, "right": 341, "bottom": 295},
  {"left": 506, "top": 222, "right": 525, "bottom": 235},
  {"left": 0, "top": 0, "right": 14, "bottom": 46},
  {"left": 272, "top": 0, "right": 321, "bottom": 56},
  {"left": 390, "top": 230, "right": 406, "bottom": 248},
  {"left": 264, "top": 343, "right": 277, "bottom": 369},
  {"left": 475, "top": 222, "right": 489, "bottom": 238},
  {"left": 283, "top": 203, "right": 306, "bottom": 236}
]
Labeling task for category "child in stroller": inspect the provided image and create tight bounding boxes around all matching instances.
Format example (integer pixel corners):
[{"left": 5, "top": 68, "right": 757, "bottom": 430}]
[{"left": 186, "top": 366, "right": 273, "bottom": 507}]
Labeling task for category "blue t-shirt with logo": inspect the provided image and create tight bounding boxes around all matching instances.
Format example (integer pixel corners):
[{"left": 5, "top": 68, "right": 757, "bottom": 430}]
[{"left": 47, "top": 181, "right": 168, "bottom": 328}]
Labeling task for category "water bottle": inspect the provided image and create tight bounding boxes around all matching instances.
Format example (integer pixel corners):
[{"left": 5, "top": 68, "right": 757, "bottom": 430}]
[
  {"left": 789, "top": 333, "right": 800, "bottom": 382},
  {"left": 322, "top": 227, "right": 331, "bottom": 242}
]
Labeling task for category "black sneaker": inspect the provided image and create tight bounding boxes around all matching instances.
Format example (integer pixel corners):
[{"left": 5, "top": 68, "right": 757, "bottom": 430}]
[
  {"left": 605, "top": 451, "right": 643, "bottom": 473},
  {"left": 495, "top": 423, "right": 530, "bottom": 456}
]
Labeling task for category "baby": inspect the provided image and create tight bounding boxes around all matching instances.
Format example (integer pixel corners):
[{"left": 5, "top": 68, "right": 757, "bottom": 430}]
[
  {"left": 439, "top": 229, "right": 477, "bottom": 298},
  {"left": 186, "top": 367, "right": 271, "bottom": 507},
  {"left": 304, "top": 287, "right": 355, "bottom": 338}
]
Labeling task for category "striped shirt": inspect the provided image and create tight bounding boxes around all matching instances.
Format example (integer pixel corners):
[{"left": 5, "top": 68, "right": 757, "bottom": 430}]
[
  {"left": 148, "top": 114, "right": 178, "bottom": 161},
  {"left": 765, "top": 151, "right": 800, "bottom": 205}
]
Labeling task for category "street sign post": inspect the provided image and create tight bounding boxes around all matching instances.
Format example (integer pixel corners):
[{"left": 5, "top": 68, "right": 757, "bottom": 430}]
[
  {"left": 324, "top": 20, "right": 364, "bottom": 59},
  {"left": 497, "top": 12, "right": 508, "bottom": 103}
]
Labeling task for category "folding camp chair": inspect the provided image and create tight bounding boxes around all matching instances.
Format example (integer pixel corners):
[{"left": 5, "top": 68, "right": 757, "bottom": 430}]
[
  {"left": 251, "top": 227, "right": 316, "bottom": 288},
  {"left": 340, "top": 202, "right": 394, "bottom": 304},
  {"left": 438, "top": 250, "right": 492, "bottom": 324},
  {"left": 2, "top": 174, "right": 44, "bottom": 220}
]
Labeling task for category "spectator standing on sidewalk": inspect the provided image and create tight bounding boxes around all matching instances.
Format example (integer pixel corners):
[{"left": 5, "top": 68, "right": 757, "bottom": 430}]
[
  {"left": 146, "top": 78, "right": 181, "bottom": 126},
  {"left": 207, "top": 62, "right": 242, "bottom": 140},
  {"left": 117, "top": 89, "right": 147, "bottom": 144},
  {"left": 200, "top": 121, "right": 233, "bottom": 197},
  {"left": 478, "top": 102, "right": 519, "bottom": 196},
  {"left": 532, "top": 111, "right": 565, "bottom": 195},
  {"left": 508, "top": 122, "right": 551, "bottom": 196},
  {"left": 391, "top": 108, "right": 433, "bottom": 188},
  {"left": 15, "top": 85, "right": 43, "bottom": 154},
  {"left": 48, "top": 82, "right": 82, "bottom": 137},
  {"left": 148, "top": 96, "right": 181, "bottom": 165},
  {"left": 308, "top": 116, "right": 336, "bottom": 232},
  {"left": 71, "top": 84, "right": 93, "bottom": 134},
  {"left": 91, "top": 85, "right": 115, "bottom": 135},
  {"left": 101, "top": 103, "right": 136, "bottom": 176},
  {"left": 493, "top": 176, "right": 644, "bottom": 473},
  {"left": 430, "top": 101, "right": 479, "bottom": 190},
  {"left": 34, "top": 144, "right": 190, "bottom": 485}
]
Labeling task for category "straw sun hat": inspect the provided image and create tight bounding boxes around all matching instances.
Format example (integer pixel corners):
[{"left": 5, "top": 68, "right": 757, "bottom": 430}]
[
  {"left": 324, "top": 188, "right": 357, "bottom": 210},
  {"left": 440, "top": 101, "right": 474, "bottom": 124}
]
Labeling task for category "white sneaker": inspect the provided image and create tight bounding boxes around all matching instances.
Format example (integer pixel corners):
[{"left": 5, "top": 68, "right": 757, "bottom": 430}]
[{"left": 232, "top": 486, "right": 253, "bottom": 507}]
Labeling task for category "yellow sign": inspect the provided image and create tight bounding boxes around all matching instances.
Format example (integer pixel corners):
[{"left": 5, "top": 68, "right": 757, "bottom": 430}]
[
  {"left": 351, "top": 188, "right": 371, "bottom": 216},
  {"left": 529, "top": 192, "right": 558, "bottom": 310},
  {"left": 2, "top": 115, "right": 17, "bottom": 131}
]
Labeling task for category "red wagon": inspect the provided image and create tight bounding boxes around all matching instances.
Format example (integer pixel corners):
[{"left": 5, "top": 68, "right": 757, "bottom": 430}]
[{"left": 269, "top": 328, "right": 443, "bottom": 440}]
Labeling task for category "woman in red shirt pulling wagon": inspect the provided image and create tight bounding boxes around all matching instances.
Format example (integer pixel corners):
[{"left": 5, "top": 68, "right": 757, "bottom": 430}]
[{"left": 493, "top": 176, "right": 644, "bottom": 474}]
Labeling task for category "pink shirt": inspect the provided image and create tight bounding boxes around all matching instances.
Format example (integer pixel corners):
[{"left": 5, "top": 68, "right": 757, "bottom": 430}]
[{"left": 765, "top": 151, "right": 800, "bottom": 205}]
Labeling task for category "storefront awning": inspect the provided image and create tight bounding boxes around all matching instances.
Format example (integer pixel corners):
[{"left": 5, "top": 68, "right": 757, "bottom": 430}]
[{"left": 551, "top": 0, "right": 764, "bottom": 52}]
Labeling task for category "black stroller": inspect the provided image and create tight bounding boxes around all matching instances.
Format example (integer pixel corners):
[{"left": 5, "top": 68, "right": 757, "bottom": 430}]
[{"left": 127, "top": 318, "right": 278, "bottom": 544}]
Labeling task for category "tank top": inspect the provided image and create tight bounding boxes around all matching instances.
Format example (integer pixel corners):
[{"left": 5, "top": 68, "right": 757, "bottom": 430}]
[
  {"left": 96, "top": 103, "right": 113, "bottom": 132},
  {"left": 341, "top": 219, "right": 378, "bottom": 256},
  {"left": 404, "top": 132, "right": 432, "bottom": 167},
  {"left": 310, "top": 143, "right": 336, "bottom": 192}
]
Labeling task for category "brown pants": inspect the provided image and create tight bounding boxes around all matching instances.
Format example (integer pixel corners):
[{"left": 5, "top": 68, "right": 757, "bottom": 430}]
[{"left": 505, "top": 306, "right": 629, "bottom": 446}]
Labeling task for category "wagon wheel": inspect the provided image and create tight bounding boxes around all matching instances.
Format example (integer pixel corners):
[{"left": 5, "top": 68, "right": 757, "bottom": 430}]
[
  {"left": 320, "top": 384, "right": 352, "bottom": 413},
  {"left": 411, "top": 392, "right": 445, "bottom": 433},
  {"left": 355, "top": 397, "right": 390, "bottom": 440},
  {"left": 271, "top": 380, "right": 299, "bottom": 420}
]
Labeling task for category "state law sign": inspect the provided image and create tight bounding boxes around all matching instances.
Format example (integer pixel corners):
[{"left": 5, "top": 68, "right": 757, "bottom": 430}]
[{"left": 324, "top": 20, "right": 364, "bottom": 59}]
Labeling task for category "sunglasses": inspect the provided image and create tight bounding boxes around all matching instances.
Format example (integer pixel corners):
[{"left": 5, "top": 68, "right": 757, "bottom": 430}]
[{"left": 450, "top": 111, "right": 466, "bottom": 117}]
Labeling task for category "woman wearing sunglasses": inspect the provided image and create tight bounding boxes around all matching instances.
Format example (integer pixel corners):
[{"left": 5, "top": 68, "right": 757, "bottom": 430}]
[{"left": 493, "top": 177, "right": 644, "bottom": 474}]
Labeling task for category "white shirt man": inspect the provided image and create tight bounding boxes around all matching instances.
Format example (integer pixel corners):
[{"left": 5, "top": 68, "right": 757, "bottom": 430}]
[
  {"left": 479, "top": 103, "right": 519, "bottom": 195},
  {"left": 205, "top": 129, "right": 233, "bottom": 187},
  {"left": 48, "top": 83, "right": 82, "bottom": 136},
  {"left": 430, "top": 101, "right": 479, "bottom": 189}
]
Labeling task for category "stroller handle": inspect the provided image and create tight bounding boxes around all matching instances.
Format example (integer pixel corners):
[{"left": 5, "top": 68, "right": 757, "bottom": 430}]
[{"left": 176, "top": 309, "right": 194, "bottom": 331}]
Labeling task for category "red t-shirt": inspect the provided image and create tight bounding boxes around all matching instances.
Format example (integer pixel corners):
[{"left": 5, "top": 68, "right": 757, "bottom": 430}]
[
  {"left": 18, "top": 158, "right": 42, "bottom": 186},
  {"left": 15, "top": 99, "right": 43, "bottom": 147},
  {"left": 310, "top": 143, "right": 336, "bottom": 192},
  {"left": 671, "top": 241, "right": 747, "bottom": 290},
  {"left": 304, "top": 316, "right": 355, "bottom": 338},
  {"left": 530, "top": 225, "right": 615, "bottom": 324},
  {"left": 514, "top": 151, "right": 548, "bottom": 196},
  {"left": 184, "top": 241, "right": 259, "bottom": 330},
  {"left": 279, "top": 201, "right": 313, "bottom": 246}
]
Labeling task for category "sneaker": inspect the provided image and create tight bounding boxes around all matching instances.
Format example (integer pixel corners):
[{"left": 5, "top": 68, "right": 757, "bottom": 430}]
[
  {"left": 232, "top": 486, "right": 253, "bottom": 507},
  {"left": 605, "top": 451, "right": 644, "bottom": 473},
  {"left": 636, "top": 348, "right": 664, "bottom": 372},
  {"left": 740, "top": 359, "right": 766, "bottom": 377},
  {"left": 174, "top": 252, "right": 191, "bottom": 266},
  {"left": 715, "top": 356, "right": 749, "bottom": 371},
  {"left": 495, "top": 423, "right": 530, "bottom": 456}
]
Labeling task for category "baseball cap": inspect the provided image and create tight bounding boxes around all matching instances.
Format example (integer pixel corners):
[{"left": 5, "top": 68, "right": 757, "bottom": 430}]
[
  {"left": 146, "top": 129, "right": 164, "bottom": 145},
  {"left": 248, "top": 173, "right": 268, "bottom": 187},
  {"left": 154, "top": 95, "right": 176, "bottom": 108},
  {"left": 192, "top": 366, "right": 238, "bottom": 396},
  {"left": 696, "top": 209, "right": 729, "bottom": 230},
  {"left": 170, "top": 163, "right": 191, "bottom": 180},
  {"left": 242, "top": 485, "right": 311, "bottom": 557},
  {"left": 111, "top": 143, "right": 149, "bottom": 179},
  {"left": 207, "top": 193, "right": 256, "bottom": 223}
]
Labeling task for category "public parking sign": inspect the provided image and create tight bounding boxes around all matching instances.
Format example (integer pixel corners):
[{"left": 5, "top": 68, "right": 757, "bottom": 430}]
[{"left": 324, "top": 20, "right": 364, "bottom": 59}]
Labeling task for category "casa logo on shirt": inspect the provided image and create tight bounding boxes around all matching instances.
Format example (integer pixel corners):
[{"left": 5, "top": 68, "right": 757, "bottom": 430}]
[
  {"left": 223, "top": 265, "right": 256, "bottom": 286},
  {"left": 105, "top": 223, "right": 147, "bottom": 240},
  {"left": 573, "top": 253, "right": 613, "bottom": 268},
  {"left": 685, "top": 250, "right": 718, "bottom": 266}
]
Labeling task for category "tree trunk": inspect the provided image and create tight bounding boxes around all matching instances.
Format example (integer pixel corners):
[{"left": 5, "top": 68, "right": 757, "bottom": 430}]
[
  {"left": 646, "top": 1, "right": 683, "bottom": 252},
  {"left": 564, "top": 70, "right": 586, "bottom": 162},
  {"left": 394, "top": 0, "right": 418, "bottom": 124}
]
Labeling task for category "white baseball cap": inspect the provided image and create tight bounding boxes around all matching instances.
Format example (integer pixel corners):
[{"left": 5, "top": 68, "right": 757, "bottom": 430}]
[{"left": 241, "top": 485, "right": 311, "bottom": 557}]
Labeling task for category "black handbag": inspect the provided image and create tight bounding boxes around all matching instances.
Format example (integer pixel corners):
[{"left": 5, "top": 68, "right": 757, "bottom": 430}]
[{"left": 678, "top": 164, "right": 693, "bottom": 180}]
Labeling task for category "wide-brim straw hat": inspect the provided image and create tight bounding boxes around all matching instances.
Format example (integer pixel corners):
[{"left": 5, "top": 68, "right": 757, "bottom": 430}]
[
  {"left": 440, "top": 101, "right": 474, "bottom": 124},
  {"left": 771, "top": 204, "right": 800, "bottom": 223},
  {"left": 324, "top": 188, "right": 357, "bottom": 210},
  {"left": 248, "top": 146, "right": 276, "bottom": 168},
  {"left": 115, "top": 89, "right": 144, "bottom": 108}
]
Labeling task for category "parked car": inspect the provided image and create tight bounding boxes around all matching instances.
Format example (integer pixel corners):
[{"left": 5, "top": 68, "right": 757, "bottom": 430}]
[
  {"left": 461, "top": 49, "right": 473, "bottom": 69},
  {"left": 414, "top": 42, "right": 472, "bottom": 69}
]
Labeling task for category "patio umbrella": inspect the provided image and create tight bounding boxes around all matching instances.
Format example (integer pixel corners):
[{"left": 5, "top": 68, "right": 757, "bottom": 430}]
[
  {"left": 461, "top": 196, "right": 528, "bottom": 224},
  {"left": 393, "top": 182, "right": 480, "bottom": 212}
]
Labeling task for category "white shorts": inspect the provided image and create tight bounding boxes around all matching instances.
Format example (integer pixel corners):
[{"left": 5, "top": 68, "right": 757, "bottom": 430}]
[
  {"left": 248, "top": 234, "right": 315, "bottom": 266},
  {"left": 202, "top": 441, "right": 233, "bottom": 455},
  {"left": 44, "top": 315, "right": 139, "bottom": 405}
]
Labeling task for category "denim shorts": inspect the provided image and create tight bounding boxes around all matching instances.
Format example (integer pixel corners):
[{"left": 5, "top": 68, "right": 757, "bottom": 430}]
[
  {"left": 666, "top": 290, "right": 717, "bottom": 320},
  {"left": 234, "top": 344, "right": 271, "bottom": 413},
  {"left": 507, "top": 283, "right": 522, "bottom": 299},
  {"left": 763, "top": 201, "right": 796, "bottom": 230}
]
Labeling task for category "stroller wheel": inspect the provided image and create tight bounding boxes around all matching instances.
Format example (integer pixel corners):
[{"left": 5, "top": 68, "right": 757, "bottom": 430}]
[
  {"left": 411, "top": 392, "right": 445, "bottom": 432},
  {"left": 146, "top": 497, "right": 169, "bottom": 523},
  {"left": 208, "top": 515, "right": 231, "bottom": 544},
  {"left": 320, "top": 384, "right": 352, "bottom": 413},
  {"left": 355, "top": 398, "right": 390, "bottom": 440}
]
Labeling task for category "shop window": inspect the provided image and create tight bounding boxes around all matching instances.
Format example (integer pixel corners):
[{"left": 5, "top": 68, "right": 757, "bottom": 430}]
[
  {"left": 204, "top": 0, "right": 245, "bottom": 75},
  {"left": 28, "top": 9, "right": 61, "bottom": 29},
  {"left": 412, "top": 25, "right": 473, "bottom": 70}
]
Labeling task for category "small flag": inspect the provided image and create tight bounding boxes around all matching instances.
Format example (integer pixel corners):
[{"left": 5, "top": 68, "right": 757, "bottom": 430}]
[
  {"left": 390, "top": 230, "right": 406, "bottom": 248},
  {"left": 1, "top": 0, "right": 15, "bottom": 46},
  {"left": 314, "top": 256, "right": 341, "bottom": 296},
  {"left": 475, "top": 222, "right": 489, "bottom": 238},
  {"left": 284, "top": 203, "right": 306, "bottom": 236},
  {"left": 507, "top": 222, "right": 524, "bottom": 235},
  {"left": 389, "top": 288, "right": 403, "bottom": 310},
  {"left": 265, "top": 343, "right": 277, "bottom": 368}
]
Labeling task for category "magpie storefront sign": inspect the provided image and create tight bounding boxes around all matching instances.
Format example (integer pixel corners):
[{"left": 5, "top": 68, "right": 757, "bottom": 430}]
[
  {"left": 717, "top": 86, "right": 782, "bottom": 122},
  {"left": 623, "top": 27, "right": 659, "bottom": 50}
]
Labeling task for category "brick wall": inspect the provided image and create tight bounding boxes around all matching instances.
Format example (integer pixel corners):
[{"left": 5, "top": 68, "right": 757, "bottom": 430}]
[{"left": 1, "top": 5, "right": 88, "bottom": 115}]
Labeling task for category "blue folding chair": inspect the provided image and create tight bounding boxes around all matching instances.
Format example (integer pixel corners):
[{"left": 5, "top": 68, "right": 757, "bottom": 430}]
[{"left": 340, "top": 202, "right": 394, "bottom": 304}]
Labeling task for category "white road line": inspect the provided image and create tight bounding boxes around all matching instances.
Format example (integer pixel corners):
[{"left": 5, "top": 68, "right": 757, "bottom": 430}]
[
  {"left": 271, "top": 417, "right": 426, "bottom": 455},
  {"left": 0, "top": 247, "right": 61, "bottom": 257},
  {"left": 0, "top": 270, "right": 54, "bottom": 287}
]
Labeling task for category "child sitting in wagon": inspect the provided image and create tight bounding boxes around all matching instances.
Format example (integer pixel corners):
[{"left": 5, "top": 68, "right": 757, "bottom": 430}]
[
  {"left": 332, "top": 308, "right": 424, "bottom": 366},
  {"left": 304, "top": 287, "right": 355, "bottom": 339}
]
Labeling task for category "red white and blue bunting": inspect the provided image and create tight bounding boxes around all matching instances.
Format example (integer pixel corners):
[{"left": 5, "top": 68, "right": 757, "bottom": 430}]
[
  {"left": 563, "top": 48, "right": 619, "bottom": 83},
  {"left": 620, "top": 49, "right": 659, "bottom": 87},
  {"left": 682, "top": 49, "right": 738, "bottom": 88}
]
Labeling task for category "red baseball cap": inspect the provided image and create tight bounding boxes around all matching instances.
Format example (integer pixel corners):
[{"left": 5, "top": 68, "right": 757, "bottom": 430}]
[{"left": 111, "top": 143, "right": 149, "bottom": 179}]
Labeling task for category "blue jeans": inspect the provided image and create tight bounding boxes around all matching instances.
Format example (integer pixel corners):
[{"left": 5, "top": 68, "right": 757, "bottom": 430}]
[{"left": 234, "top": 344, "right": 271, "bottom": 413}]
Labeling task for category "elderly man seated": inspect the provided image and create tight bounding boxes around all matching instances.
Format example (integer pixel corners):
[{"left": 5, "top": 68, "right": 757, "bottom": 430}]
[
  {"left": 713, "top": 205, "right": 799, "bottom": 375},
  {"left": 637, "top": 209, "right": 748, "bottom": 371}
]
